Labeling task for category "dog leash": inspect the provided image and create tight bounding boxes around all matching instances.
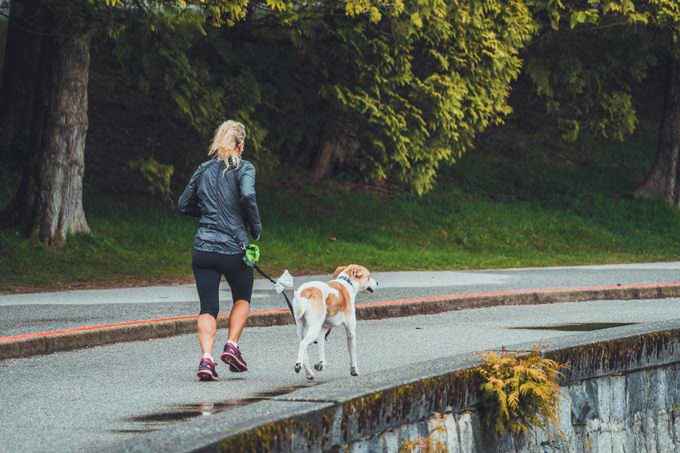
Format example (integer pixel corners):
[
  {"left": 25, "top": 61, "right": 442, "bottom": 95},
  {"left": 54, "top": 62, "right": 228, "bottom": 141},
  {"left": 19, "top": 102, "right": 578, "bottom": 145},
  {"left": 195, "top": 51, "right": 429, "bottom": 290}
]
[
  {"left": 251, "top": 264, "right": 295, "bottom": 317},
  {"left": 252, "top": 263, "right": 334, "bottom": 342}
]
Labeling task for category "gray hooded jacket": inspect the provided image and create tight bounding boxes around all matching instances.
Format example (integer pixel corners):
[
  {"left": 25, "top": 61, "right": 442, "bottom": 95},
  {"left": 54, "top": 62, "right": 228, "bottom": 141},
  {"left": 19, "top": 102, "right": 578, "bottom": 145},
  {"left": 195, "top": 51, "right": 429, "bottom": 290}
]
[{"left": 178, "top": 158, "right": 262, "bottom": 255}]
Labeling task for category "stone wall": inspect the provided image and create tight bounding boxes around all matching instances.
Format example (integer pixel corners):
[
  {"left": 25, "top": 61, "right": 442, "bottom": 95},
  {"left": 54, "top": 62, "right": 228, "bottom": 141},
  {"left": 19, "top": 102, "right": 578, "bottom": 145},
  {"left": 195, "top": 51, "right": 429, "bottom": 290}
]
[{"left": 361, "top": 363, "right": 680, "bottom": 452}]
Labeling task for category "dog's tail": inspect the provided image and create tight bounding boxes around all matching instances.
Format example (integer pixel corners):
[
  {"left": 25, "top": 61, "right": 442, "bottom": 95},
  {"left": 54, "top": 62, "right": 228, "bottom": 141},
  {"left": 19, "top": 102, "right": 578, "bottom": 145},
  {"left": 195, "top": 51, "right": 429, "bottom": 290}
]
[
  {"left": 274, "top": 270, "right": 294, "bottom": 294},
  {"left": 292, "top": 295, "right": 309, "bottom": 321}
]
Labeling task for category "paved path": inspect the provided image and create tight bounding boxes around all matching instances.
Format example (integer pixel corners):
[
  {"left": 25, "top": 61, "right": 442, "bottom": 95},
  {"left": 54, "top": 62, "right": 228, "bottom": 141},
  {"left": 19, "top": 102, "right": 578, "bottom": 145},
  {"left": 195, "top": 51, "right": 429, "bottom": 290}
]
[
  {"left": 1, "top": 262, "right": 679, "bottom": 336},
  {"left": 2, "top": 297, "right": 680, "bottom": 452}
]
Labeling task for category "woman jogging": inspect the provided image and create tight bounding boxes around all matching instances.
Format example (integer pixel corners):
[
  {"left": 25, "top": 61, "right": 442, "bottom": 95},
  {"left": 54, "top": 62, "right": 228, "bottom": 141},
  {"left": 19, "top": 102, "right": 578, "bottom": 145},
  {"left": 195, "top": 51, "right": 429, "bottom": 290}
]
[{"left": 178, "top": 120, "right": 262, "bottom": 381}]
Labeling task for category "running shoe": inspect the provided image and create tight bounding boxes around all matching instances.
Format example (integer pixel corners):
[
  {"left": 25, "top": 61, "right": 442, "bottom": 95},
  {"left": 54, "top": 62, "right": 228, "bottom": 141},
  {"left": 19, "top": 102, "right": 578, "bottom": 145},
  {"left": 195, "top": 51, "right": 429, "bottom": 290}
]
[
  {"left": 221, "top": 342, "right": 248, "bottom": 372},
  {"left": 197, "top": 357, "right": 218, "bottom": 381}
]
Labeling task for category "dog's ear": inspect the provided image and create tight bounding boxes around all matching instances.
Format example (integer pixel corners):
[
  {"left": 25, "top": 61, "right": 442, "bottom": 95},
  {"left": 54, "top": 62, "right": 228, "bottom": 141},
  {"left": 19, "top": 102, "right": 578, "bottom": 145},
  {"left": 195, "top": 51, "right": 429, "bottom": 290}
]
[
  {"left": 332, "top": 266, "right": 347, "bottom": 278},
  {"left": 343, "top": 264, "right": 364, "bottom": 280},
  {"left": 350, "top": 265, "right": 366, "bottom": 279}
]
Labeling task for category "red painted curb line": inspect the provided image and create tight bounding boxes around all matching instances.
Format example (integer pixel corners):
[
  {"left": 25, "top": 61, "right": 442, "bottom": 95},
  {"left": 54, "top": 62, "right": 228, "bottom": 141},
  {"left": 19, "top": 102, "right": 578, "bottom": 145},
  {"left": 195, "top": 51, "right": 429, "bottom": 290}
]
[{"left": 3, "top": 281, "right": 680, "bottom": 360}]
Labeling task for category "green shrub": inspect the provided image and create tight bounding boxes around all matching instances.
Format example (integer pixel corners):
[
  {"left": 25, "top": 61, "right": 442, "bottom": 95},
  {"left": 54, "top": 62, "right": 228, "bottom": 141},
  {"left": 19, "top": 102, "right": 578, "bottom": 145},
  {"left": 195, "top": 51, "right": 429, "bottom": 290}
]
[{"left": 128, "top": 157, "right": 174, "bottom": 205}]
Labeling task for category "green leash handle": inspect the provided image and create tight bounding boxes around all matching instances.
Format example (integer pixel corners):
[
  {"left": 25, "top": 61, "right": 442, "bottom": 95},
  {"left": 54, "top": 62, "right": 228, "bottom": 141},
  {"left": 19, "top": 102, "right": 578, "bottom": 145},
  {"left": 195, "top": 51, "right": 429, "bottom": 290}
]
[
  {"left": 243, "top": 244, "right": 260, "bottom": 268},
  {"left": 241, "top": 244, "right": 300, "bottom": 322}
]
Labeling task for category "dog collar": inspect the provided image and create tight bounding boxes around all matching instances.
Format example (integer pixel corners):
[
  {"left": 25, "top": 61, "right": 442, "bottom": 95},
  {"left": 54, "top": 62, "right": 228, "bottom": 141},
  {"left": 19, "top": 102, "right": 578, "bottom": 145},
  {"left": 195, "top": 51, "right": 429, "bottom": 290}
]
[{"left": 336, "top": 275, "right": 354, "bottom": 287}]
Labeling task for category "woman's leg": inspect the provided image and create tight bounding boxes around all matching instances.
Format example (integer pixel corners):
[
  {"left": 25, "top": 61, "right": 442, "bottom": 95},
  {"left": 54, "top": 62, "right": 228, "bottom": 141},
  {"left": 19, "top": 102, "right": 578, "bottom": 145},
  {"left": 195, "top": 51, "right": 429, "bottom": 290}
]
[
  {"left": 198, "top": 314, "right": 217, "bottom": 355},
  {"left": 223, "top": 256, "right": 254, "bottom": 342},
  {"left": 192, "top": 252, "right": 221, "bottom": 356},
  {"left": 221, "top": 256, "right": 254, "bottom": 372},
  {"left": 227, "top": 300, "right": 250, "bottom": 343}
]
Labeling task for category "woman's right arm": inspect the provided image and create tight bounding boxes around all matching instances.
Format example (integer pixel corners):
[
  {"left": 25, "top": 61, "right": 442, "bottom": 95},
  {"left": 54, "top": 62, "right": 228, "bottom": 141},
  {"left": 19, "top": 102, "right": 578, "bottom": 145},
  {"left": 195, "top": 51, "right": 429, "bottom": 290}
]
[
  {"left": 177, "top": 165, "right": 204, "bottom": 217},
  {"left": 239, "top": 162, "right": 262, "bottom": 240}
]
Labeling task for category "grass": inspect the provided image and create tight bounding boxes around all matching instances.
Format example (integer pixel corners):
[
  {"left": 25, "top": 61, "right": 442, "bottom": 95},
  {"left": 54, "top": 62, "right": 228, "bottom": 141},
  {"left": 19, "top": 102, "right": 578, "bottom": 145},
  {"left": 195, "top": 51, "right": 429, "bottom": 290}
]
[{"left": 2, "top": 123, "right": 680, "bottom": 293}]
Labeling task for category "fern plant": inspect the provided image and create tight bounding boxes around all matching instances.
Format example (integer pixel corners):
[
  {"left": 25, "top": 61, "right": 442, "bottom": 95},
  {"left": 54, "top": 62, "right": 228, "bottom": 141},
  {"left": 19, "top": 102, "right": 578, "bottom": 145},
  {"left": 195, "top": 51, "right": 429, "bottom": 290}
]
[{"left": 475, "top": 348, "right": 564, "bottom": 436}]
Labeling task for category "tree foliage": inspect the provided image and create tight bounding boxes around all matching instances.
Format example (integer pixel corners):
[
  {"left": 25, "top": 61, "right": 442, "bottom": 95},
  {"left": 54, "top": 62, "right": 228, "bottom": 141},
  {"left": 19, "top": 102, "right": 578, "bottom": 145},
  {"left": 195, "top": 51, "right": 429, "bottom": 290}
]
[
  {"left": 523, "top": 27, "right": 654, "bottom": 143},
  {"left": 518, "top": 0, "right": 680, "bottom": 144},
  {"left": 309, "top": 0, "right": 537, "bottom": 193},
  {"left": 1, "top": 0, "right": 420, "bottom": 244},
  {"left": 92, "top": 0, "right": 680, "bottom": 195},
  {"left": 108, "top": 0, "right": 539, "bottom": 193},
  {"left": 8, "top": 0, "right": 680, "bottom": 222}
]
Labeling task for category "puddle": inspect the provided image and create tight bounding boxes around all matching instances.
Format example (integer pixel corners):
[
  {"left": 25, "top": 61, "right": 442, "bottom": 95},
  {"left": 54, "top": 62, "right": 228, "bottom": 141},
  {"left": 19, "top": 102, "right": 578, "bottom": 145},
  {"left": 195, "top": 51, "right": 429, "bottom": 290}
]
[
  {"left": 511, "top": 322, "right": 637, "bottom": 332},
  {"left": 128, "top": 400, "right": 264, "bottom": 423},
  {"left": 110, "top": 428, "right": 158, "bottom": 434},
  {"left": 125, "top": 383, "right": 319, "bottom": 428},
  {"left": 253, "top": 384, "right": 315, "bottom": 399}
]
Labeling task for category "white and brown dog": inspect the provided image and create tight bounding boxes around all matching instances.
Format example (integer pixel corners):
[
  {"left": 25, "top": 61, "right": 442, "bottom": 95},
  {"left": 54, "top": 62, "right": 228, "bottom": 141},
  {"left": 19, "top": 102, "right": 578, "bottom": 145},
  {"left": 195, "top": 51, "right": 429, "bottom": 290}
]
[{"left": 291, "top": 264, "right": 377, "bottom": 380}]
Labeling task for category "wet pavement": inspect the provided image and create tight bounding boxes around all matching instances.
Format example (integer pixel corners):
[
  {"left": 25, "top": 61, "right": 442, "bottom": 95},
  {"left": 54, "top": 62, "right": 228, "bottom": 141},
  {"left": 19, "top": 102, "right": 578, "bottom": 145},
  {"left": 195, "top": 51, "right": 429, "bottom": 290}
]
[
  {"left": 2, "top": 296, "right": 680, "bottom": 452},
  {"left": 1, "top": 262, "right": 680, "bottom": 336},
  {"left": 123, "top": 382, "right": 321, "bottom": 432},
  {"left": 509, "top": 322, "right": 637, "bottom": 331}
]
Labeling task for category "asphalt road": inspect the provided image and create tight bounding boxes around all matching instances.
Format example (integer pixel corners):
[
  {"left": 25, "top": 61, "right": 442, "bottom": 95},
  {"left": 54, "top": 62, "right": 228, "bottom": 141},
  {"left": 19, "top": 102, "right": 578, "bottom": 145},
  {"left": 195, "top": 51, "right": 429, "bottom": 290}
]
[
  {"left": 1, "top": 262, "right": 680, "bottom": 336},
  {"left": 2, "top": 297, "right": 680, "bottom": 452}
]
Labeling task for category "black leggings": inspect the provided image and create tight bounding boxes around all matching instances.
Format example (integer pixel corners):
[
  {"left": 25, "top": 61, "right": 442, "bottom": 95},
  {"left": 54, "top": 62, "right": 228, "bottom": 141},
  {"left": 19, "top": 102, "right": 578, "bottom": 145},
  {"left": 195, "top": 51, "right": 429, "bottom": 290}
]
[{"left": 192, "top": 250, "right": 254, "bottom": 318}]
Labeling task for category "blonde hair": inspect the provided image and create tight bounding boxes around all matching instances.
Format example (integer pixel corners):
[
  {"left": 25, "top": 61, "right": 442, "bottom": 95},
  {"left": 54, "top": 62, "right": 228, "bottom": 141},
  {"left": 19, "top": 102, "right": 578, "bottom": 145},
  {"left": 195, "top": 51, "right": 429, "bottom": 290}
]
[{"left": 208, "top": 120, "right": 246, "bottom": 169}]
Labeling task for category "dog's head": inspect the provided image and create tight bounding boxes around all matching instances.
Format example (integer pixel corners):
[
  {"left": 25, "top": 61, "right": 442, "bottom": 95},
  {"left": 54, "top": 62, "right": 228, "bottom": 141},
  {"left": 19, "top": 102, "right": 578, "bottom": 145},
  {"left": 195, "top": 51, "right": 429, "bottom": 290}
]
[{"left": 332, "top": 264, "right": 378, "bottom": 293}]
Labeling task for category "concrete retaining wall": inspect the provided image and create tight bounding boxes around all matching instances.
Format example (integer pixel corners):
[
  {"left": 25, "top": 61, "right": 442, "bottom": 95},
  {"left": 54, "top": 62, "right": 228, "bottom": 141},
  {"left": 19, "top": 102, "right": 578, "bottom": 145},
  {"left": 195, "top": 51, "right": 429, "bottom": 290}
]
[
  {"left": 364, "top": 362, "right": 680, "bottom": 452},
  {"left": 107, "top": 320, "right": 680, "bottom": 453}
]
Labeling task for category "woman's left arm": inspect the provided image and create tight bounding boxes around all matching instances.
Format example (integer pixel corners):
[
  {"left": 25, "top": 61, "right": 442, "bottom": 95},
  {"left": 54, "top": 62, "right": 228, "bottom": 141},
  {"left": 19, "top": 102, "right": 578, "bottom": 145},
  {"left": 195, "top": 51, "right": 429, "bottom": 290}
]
[{"left": 177, "top": 165, "right": 204, "bottom": 217}]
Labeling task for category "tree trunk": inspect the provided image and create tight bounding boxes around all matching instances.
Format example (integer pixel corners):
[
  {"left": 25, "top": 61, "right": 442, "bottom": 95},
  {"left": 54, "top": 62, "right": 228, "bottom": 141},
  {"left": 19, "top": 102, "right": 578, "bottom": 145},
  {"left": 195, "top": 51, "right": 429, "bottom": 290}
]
[
  {"left": 311, "top": 128, "right": 360, "bottom": 182},
  {"left": 1, "top": 0, "right": 92, "bottom": 244},
  {"left": 312, "top": 140, "right": 337, "bottom": 182},
  {"left": 0, "top": 0, "right": 46, "bottom": 228},
  {"left": 634, "top": 55, "right": 680, "bottom": 206},
  {"left": 31, "top": 29, "right": 92, "bottom": 244},
  {"left": 0, "top": 0, "right": 43, "bottom": 148}
]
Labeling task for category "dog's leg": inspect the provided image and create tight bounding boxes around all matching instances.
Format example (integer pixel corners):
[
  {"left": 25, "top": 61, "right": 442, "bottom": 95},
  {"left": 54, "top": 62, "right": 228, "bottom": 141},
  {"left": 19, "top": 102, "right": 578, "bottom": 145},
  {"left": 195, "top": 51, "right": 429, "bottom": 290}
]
[
  {"left": 314, "top": 330, "right": 328, "bottom": 371},
  {"left": 344, "top": 319, "right": 359, "bottom": 376},
  {"left": 294, "top": 321, "right": 308, "bottom": 374},
  {"left": 296, "top": 323, "right": 322, "bottom": 380},
  {"left": 296, "top": 319, "right": 304, "bottom": 341},
  {"left": 295, "top": 335, "right": 313, "bottom": 377},
  {"left": 302, "top": 347, "right": 314, "bottom": 380}
]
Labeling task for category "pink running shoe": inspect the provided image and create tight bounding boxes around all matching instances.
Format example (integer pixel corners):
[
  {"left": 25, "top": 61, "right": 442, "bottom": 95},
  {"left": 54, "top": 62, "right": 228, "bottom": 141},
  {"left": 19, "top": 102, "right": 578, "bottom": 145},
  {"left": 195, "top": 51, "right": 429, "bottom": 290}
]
[
  {"left": 197, "top": 357, "right": 218, "bottom": 381},
  {"left": 221, "top": 342, "right": 248, "bottom": 372}
]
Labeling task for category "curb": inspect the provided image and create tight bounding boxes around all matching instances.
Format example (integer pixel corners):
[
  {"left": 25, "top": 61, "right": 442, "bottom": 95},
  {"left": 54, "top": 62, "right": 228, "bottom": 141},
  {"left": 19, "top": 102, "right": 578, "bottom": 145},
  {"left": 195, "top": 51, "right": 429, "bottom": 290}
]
[{"left": 2, "top": 281, "right": 680, "bottom": 361}]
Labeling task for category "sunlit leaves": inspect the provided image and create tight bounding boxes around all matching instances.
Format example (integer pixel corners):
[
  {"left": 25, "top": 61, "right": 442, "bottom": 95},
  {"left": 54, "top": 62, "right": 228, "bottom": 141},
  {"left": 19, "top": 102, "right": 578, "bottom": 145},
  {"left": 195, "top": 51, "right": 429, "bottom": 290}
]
[
  {"left": 569, "top": 9, "right": 599, "bottom": 28},
  {"left": 475, "top": 348, "right": 564, "bottom": 436},
  {"left": 344, "top": 0, "right": 405, "bottom": 22},
  {"left": 533, "top": 0, "right": 680, "bottom": 30},
  {"left": 319, "top": 0, "right": 538, "bottom": 193}
]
